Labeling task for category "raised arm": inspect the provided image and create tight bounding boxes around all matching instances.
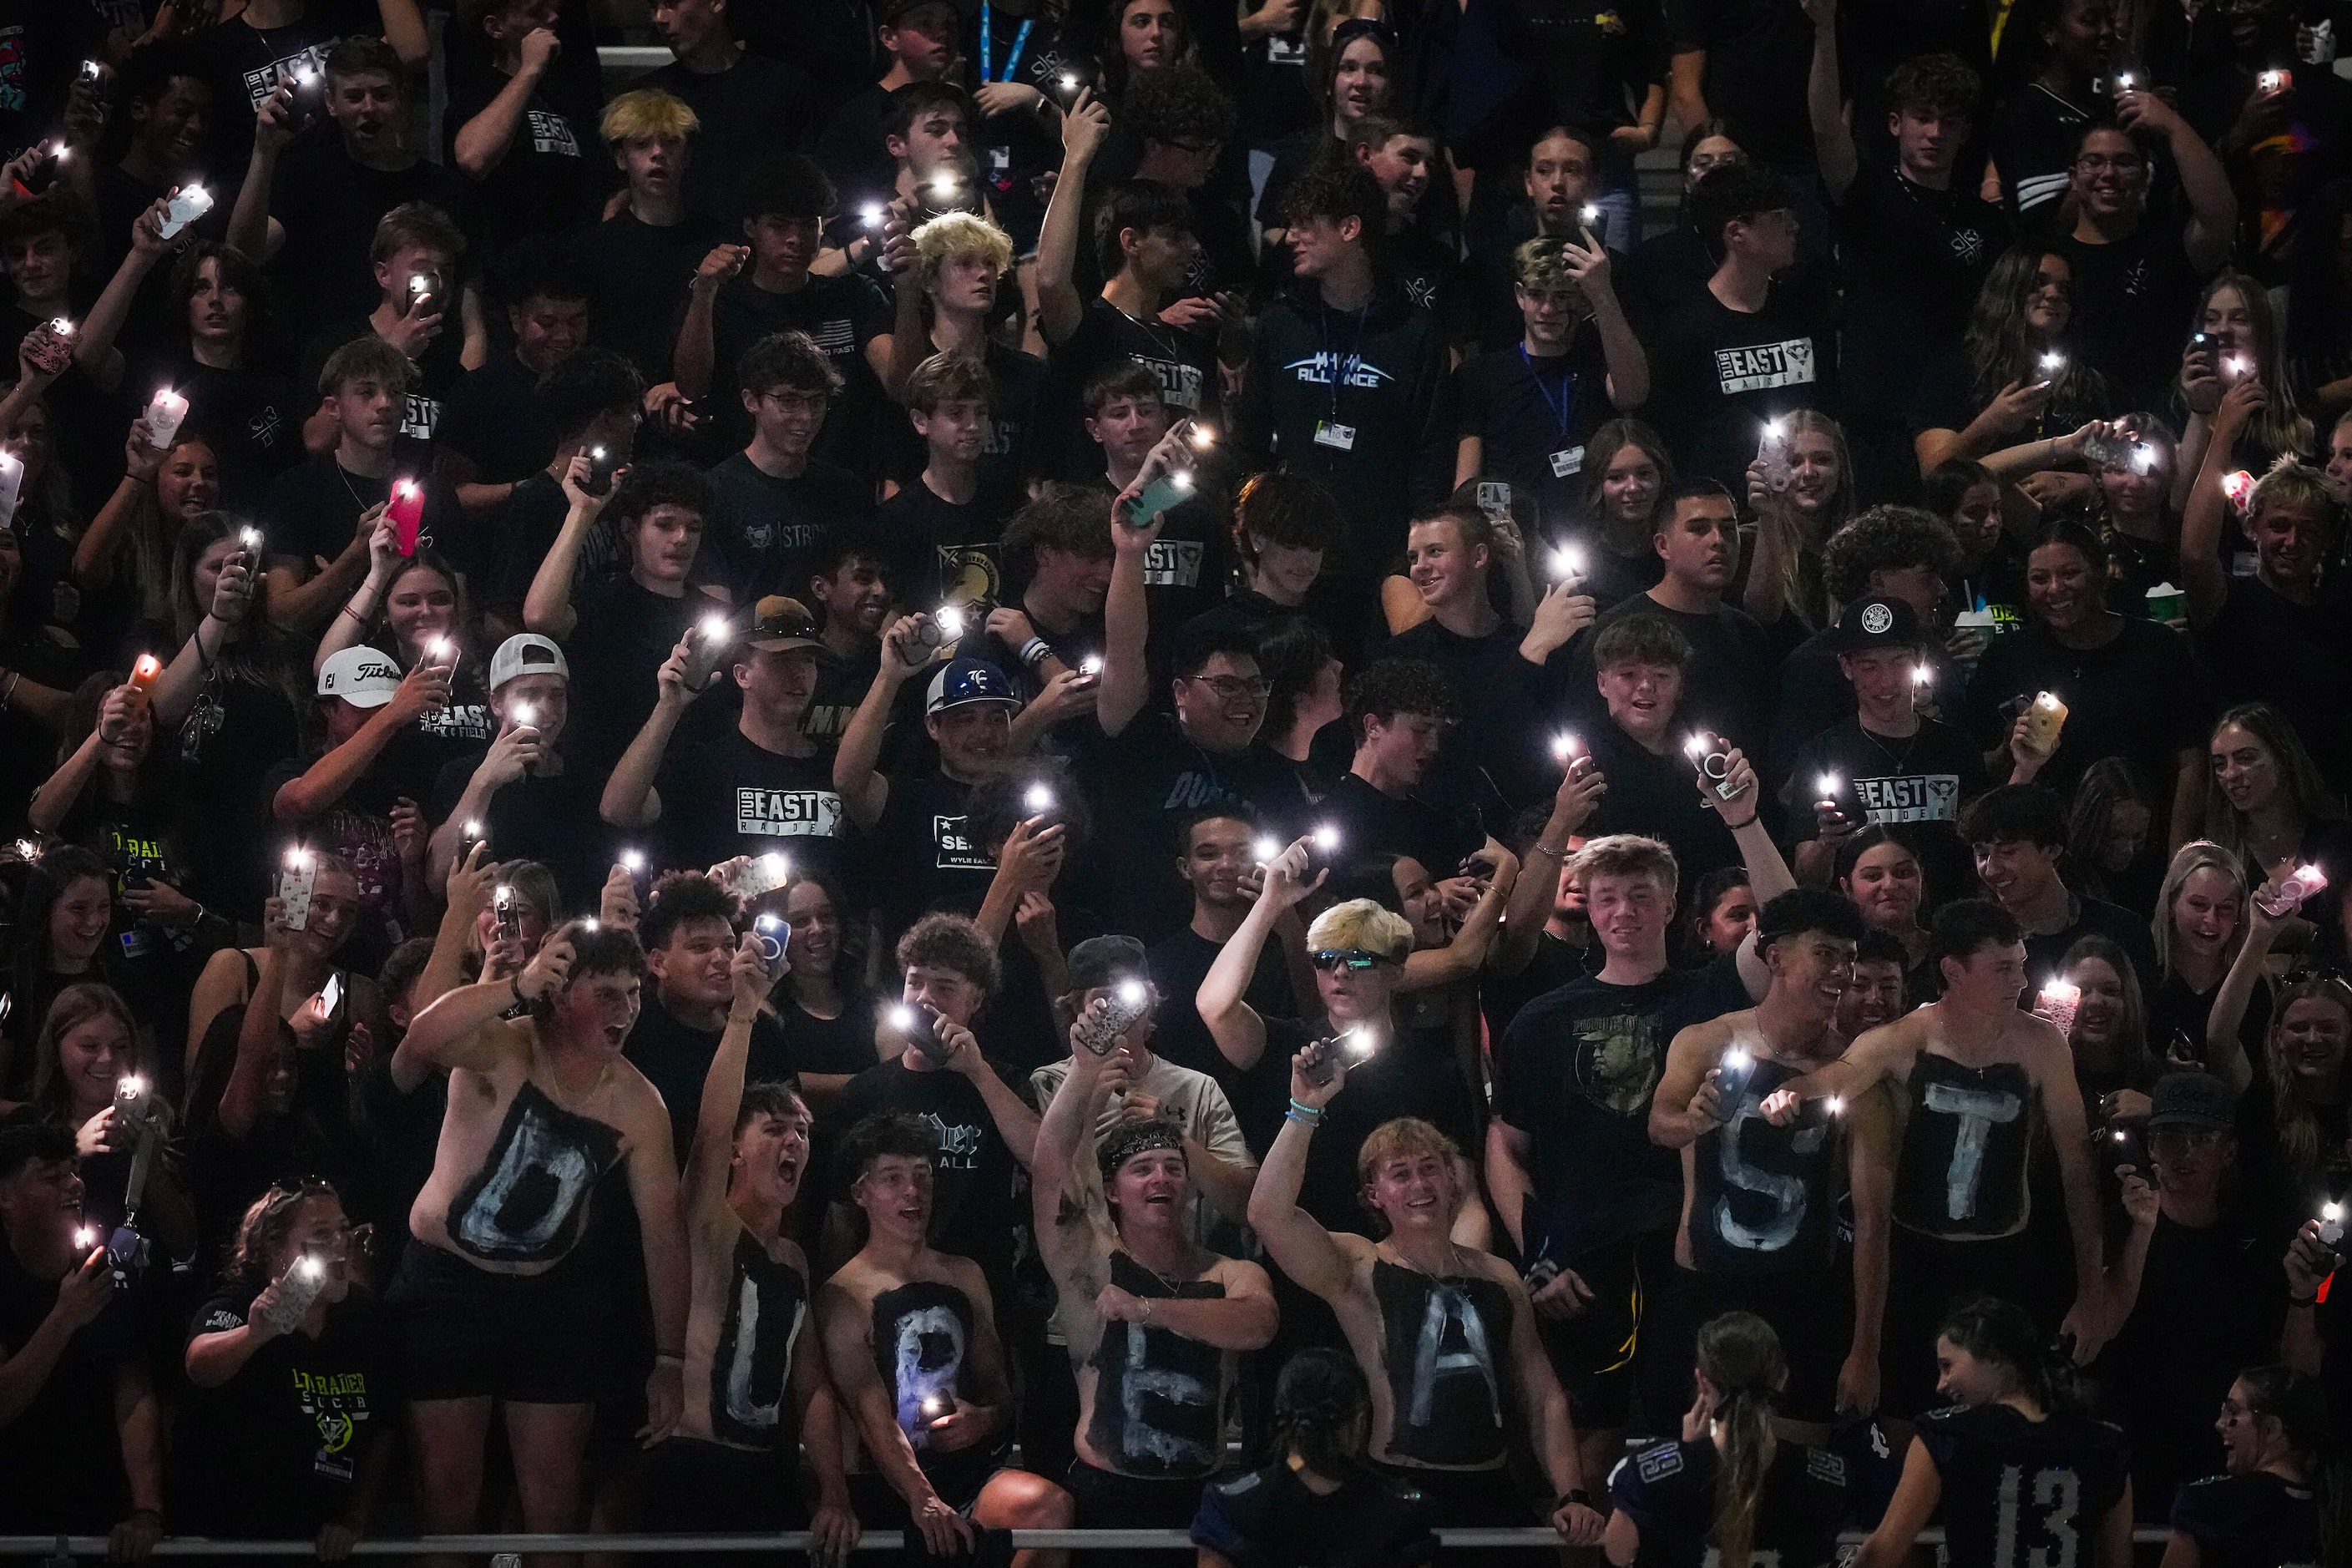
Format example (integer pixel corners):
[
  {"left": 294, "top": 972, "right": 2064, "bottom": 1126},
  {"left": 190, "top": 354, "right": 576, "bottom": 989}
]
[
  {"left": 2120, "top": 89, "right": 2235, "bottom": 271},
  {"left": 73, "top": 195, "right": 177, "bottom": 393},
  {"left": 453, "top": 27, "right": 561, "bottom": 178},
  {"left": 73, "top": 435, "right": 165, "bottom": 593},
  {"left": 833, "top": 615, "right": 942, "bottom": 827},
  {"left": 273, "top": 658, "right": 451, "bottom": 823},
  {"left": 401, "top": 932, "right": 572, "bottom": 1075},
  {"left": 1803, "top": 0, "right": 1856, "bottom": 201},
  {"left": 685, "top": 936, "right": 771, "bottom": 1216},
  {"left": 2206, "top": 886, "right": 2286, "bottom": 1093},
  {"left": 600, "top": 636, "right": 698, "bottom": 828},
  {"left": 938, "top": 1017, "right": 1041, "bottom": 1169},
  {"left": 1244, "top": 1044, "right": 1365, "bottom": 1304},
  {"left": 150, "top": 544, "right": 255, "bottom": 731},
  {"left": 1401, "top": 847, "right": 1519, "bottom": 990},
  {"left": 1099, "top": 425, "right": 1191, "bottom": 736},
  {"left": 520, "top": 458, "right": 613, "bottom": 641},
  {"left": 2180, "top": 378, "right": 2263, "bottom": 629},
  {"left": 672, "top": 244, "right": 747, "bottom": 402},
  {"left": 1198, "top": 842, "right": 1324, "bottom": 1071},
  {"left": 266, "top": 503, "right": 385, "bottom": 635},
  {"left": 1034, "top": 89, "right": 1112, "bottom": 346}
]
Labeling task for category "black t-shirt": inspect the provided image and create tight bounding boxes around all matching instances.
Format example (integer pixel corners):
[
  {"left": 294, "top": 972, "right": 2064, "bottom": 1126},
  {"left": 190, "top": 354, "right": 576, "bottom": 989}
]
[
  {"left": 826, "top": 1056, "right": 1027, "bottom": 1285},
  {"left": 272, "top": 139, "right": 482, "bottom": 334},
  {"left": 874, "top": 474, "right": 1016, "bottom": 609},
  {"left": 871, "top": 768, "right": 995, "bottom": 942},
  {"left": 626, "top": 994, "right": 800, "bottom": 1163},
  {"left": 1991, "top": 81, "right": 2098, "bottom": 225},
  {"left": 2052, "top": 222, "right": 2209, "bottom": 409},
  {"left": 812, "top": 82, "right": 897, "bottom": 199},
  {"left": 1493, "top": 967, "right": 1696, "bottom": 1262},
  {"left": 2170, "top": 1473, "right": 2319, "bottom": 1568},
  {"left": 580, "top": 210, "right": 732, "bottom": 383},
  {"left": 776, "top": 989, "right": 881, "bottom": 1079},
  {"left": 1380, "top": 617, "right": 1549, "bottom": 813},
  {"left": 651, "top": 726, "right": 853, "bottom": 889},
  {"left": 1915, "top": 1404, "right": 2132, "bottom": 1568},
  {"left": 1834, "top": 165, "right": 2008, "bottom": 406},
  {"left": 256, "top": 448, "right": 420, "bottom": 577},
  {"left": 122, "top": 343, "right": 304, "bottom": 515},
  {"left": 1667, "top": 0, "right": 1815, "bottom": 165},
  {"left": 1646, "top": 282, "right": 1838, "bottom": 493},
  {"left": 1574, "top": 721, "right": 1746, "bottom": 887},
  {"left": 1453, "top": 333, "right": 1615, "bottom": 537},
  {"left": 706, "top": 271, "right": 891, "bottom": 477},
  {"left": 703, "top": 453, "right": 873, "bottom": 602},
  {"left": 2196, "top": 576, "right": 2352, "bottom": 781},
  {"left": 427, "top": 750, "right": 613, "bottom": 911},
  {"left": 438, "top": 352, "right": 556, "bottom": 490},
  {"left": 299, "top": 316, "right": 468, "bottom": 446},
  {"left": 559, "top": 577, "right": 710, "bottom": 771},
  {"left": 442, "top": 68, "right": 602, "bottom": 253},
  {"left": 185, "top": 0, "right": 377, "bottom": 172},
  {"left": 1567, "top": 592, "right": 1779, "bottom": 765},
  {"left": 2021, "top": 894, "right": 2161, "bottom": 999},
  {"left": 1788, "top": 716, "right": 1985, "bottom": 908},
  {"left": 1041, "top": 296, "right": 1222, "bottom": 478},
  {"left": 881, "top": 338, "right": 1047, "bottom": 509},
  {"left": 483, "top": 472, "right": 579, "bottom": 620},
  {"left": 1189, "top": 1461, "right": 1439, "bottom": 1568},
  {"left": 0, "top": 1249, "right": 141, "bottom": 1532},
  {"left": 1961, "top": 617, "right": 2212, "bottom": 802},
  {"left": 1314, "top": 772, "right": 1486, "bottom": 884},
  {"left": 1149, "top": 922, "right": 1297, "bottom": 1150},
  {"left": 175, "top": 1285, "right": 399, "bottom": 1536},
  {"left": 1607, "top": 1435, "right": 1850, "bottom": 1568},
  {"left": 642, "top": 53, "right": 823, "bottom": 229}
]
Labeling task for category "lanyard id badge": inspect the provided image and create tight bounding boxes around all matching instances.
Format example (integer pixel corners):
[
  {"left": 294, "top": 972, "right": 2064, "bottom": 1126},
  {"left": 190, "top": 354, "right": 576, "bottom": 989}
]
[
  {"left": 1313, "top": 421, "right": 1356, "bottom": 450},
  {"left": 1549, "top": 446, "right": 1586, "bottom": 478},
  {"left": 978, "top": 2, "right": 1033, "bottom": 82}
]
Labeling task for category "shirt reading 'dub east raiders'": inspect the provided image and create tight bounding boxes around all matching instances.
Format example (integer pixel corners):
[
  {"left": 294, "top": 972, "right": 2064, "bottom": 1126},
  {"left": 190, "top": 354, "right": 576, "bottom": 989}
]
[
  {"left": 651, "top": 729, "right": 852, "bottom": 888},
  {"left": 1646, "top": 281, "right": 1837, "bottom": 494}
]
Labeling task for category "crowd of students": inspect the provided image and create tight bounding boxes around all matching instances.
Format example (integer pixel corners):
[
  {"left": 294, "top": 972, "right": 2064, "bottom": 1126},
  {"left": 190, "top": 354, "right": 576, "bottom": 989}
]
[{"left": 10, "top": 0, "right": 2352, "bottom": 1564}]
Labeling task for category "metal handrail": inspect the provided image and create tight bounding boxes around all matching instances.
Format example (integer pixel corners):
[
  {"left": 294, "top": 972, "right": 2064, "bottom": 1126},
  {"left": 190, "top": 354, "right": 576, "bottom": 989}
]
[{"left": 0, "top": 1526, "right": 2177, "bottom": 1556}]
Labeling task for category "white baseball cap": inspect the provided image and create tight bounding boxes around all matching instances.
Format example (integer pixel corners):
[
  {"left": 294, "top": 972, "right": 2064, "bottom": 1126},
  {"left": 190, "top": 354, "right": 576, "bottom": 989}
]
[
  {"left": 316, "top": 646, "right": 402, "bottom": 707},
  {"left": 488, "top": 633, "right": 569, "bottom": 690}
]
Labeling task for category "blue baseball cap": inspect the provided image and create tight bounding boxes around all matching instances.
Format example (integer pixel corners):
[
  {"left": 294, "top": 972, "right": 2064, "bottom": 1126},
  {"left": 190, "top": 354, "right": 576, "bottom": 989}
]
[{"left": 925, "top": 658, "right": 1022, "bottom": 715}]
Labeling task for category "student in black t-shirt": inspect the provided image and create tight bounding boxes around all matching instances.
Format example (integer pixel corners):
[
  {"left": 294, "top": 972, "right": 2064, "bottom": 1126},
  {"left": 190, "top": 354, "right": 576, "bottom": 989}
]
[
  {"left": 179, "top": 1178, "right": 395, "bottom": 1548},
  {"left": 1909, "top": 246, "right": 2120, "bottom": 486},
  {"left": 2182, "top": 397, "right": 2352, "bottom": 781},
  {"left": 226, "top": 37, "right": 480, "bottom": 338},
  {"left": 878, "top": 351, "right": 1020, "bottom": 608},
  {"left": 802, "top": 525, "right": 893, "bottom": 744},
  {"left": 478, "top": 347, "right": 645, "bottom": 628},
  {"left": 447, "top": 0, "right": 601, "bottom": 250},
  {"left": 1788, "top": 594, "right": 1992, "bottom": 904},
  {"left": 971, "top": 482, "right": 1115, "bottom": 708},
  {"left": 256, "top": 336, "right": 426, "bottom": 635},
  {"left": 1457, "top": 124, "right": 1613, "bottom": 356},
  {"left": 641, "top": 0, "right": 822, "bottom": 230},
  {"left": 1100, "top": 65, "right": 1252, "bottom": 306},
  {"left": 812, "top": 0, "right": 964, "bottom": 203},
  {"left": 2051, "top": 112, "right": 2234, "bottom": 408},
  {"left": 674, "top": 154, "right": 893, "bottom": 476},
  {"left": 94, "top": 48, "right": 215, "bottom": 296},
  {"left": 525, "top": 458, "right": 728, "bottom": 772},
  {"left": 1313, "top": 657, "right": 1493, "bottom": 889},
  {"left": 1644, "top": 162, "right": 1835, "bottom": 494},
  {"left": 578, "top": 89, "right": 730, "bottom": 387},
  {"left": 292, "top": 199, "right": 485, "bottom": 451},
  {"left": 423, "top": 632, "right": 609, "bottom": 905},
  {"left": 704, "top": 327, "right": 871, "bottom": 602},
  {"left": 1958, "top": 784, "right": 2161, "bottom": 984},
  {"left": 602, "top": 594, "right": 854, "bottom": 888},
  {"left": 436, "top": 244, "right": 590, "bottom": 518},
  {"left": 0, "top": 1124, "right": 164, "bottom": 1551},
  {"left": 1348, "top": 115, "right": 1454, "bottom": 324},
  {"left": 884, "top": 212, "right": 1044, "bottom": 503},
  {"left": 1454, "top": 233, "right": 1650, "bottom": 539},
  {"left": 1808, "top": 24, "right": 2007, "bottom": 498}
]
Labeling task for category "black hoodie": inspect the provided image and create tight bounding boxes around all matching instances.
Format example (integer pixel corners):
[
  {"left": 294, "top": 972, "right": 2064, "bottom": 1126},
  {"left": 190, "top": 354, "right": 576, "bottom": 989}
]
[{"left": 1235, "top": 281, "right": 1456, "bottom": 577}]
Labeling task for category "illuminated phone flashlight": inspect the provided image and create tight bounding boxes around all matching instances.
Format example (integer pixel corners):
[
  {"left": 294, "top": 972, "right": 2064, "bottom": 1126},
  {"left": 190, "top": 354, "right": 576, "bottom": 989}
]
[
  {"left": 2115, "top": 71, "right": 2136, "bottom": 89},
  {"left": 2039, "top": 352, "right": 2065, "bottom": 373},
  {"left": 1311, "top": 823, "right": 1341, "bottom": 852},
  {"left": 756, "top": 913, "right": 784, "bottom": 934},
  {"left": 888, "top": 1004, "right": 916, "bottom": 1031},
  {"left": 12, "top": 839, "right": 35, "bottom": 861},
  {"left": 2227, "top": 355, "right": 2251, "bottom": 378},
  {"left": 862, "top": 204, "right": 885, "bottom": 230},
  {"left": 463, "top": 819, "right": 483, "bottom": 842},
  {"left": 240, "top": 526, "right": 263, "bottom": 551},
  {"left": 2112, "top": 1126, "right": 2130, "bottom": 1144},
  {"left": 1116, "top": 978, "right": 1147, "bottom": 1007},
  {"left": 2223, "top": 468, "right": 2256, "bottom": 508},
  {"left": 1550, "top": 544, "right": 1586, "bottom": 582},
  {"left": 1060, "top": 72, "right": 1079, "bottom": 91},
  {"left": 426, "top": 636, "right": 453, "bottom": 662},
  {"left": 1551, "top": 732, "right": 1581, "bottom": 762},
  {"left": 934, "top": 604, "right": 966, "bottom": 639},
  {"left": 1683, "top": 733, "right": 1710, "bottom": 761},
  {"left": 74, "top": 1227, "right": 97, "bottom": 1251},
  {"left": 1170, "top": 469, "right": 1196, "bottom": 493},
  {"left": 2132, "top": 443, "right": 2157, "bottom": 473},
  {"left": 620, "top": 849, "right": 645, "bottom": 873},
  {"left": 757, "top": 851, "right": 789, "bottom": 884},
  {"left": 700, "top": 612, "right": 731, "bottom": 644},
  {"left": 47, "top": 316, "right": 73, "bottom": 337},
  {"left": 588, "top": 444, "right": 606, "bottom": 465},
  {"left": 2263, "top": 68, "right": 2289, "bottom": 90},
  {"left": 581, "top": 918, "right": 599, "bottom": 932},
  {"left": 1579, "top": 203, "right": 1601, "bottom": 225},
  {"left": 117, "top": 1075, "right": 144, "bottom": 1101},
  {"left": 1252, "top": 836, "right": 1281, "bottom": 863},
  {"left": 1189, "top": 423, "right": 1216, "bottom": 449},
  {"left": 1080, "top": 654, "right": 1104, "bottom": 676},
  {"left": 920, "top": 1392, "right": 951, "bottom": 1419},
  {"left": 1912, "top": 663, "right": 1934, "bottom": 688},
  {"left": 1024, "top": 782, "right": 1056, "bottom": 812},
  {"left": 1342, "top": 1026, "right": 1378, "bottom": 1059},
  {"left": 284, "top": 845, "right": 311, "bottom": 872},
  {"left": 1826, "top": 1095, "right": 1845, "bottom": 1115},
  {"left": 295, "top": 1255, "right": 325, "bottom": 1281},
  {"left": 2324, "top": 1201, "right": 2346, "bottom": 1246},
  {"left": 511, "top": 701, "right": 537, "bottom": 728},
  {"left": 929, "top": 175, "right": 960, "bottom": 201},
  {"left": 1815, "top": 772, "right": 1840, "bottom": 807}
]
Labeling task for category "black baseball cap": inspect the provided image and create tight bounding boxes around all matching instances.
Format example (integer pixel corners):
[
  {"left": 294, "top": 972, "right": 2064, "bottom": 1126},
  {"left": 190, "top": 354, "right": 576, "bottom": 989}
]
[
  {"left": 1834, "top": 594, "right": 1925, "bottom": 652},
  {"left": 2147, "top": 1071, "right": 2235, "bottom": 1133}
]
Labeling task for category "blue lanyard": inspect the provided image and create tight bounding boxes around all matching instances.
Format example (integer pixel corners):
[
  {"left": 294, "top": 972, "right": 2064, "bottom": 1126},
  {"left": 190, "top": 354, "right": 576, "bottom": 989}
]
[
  {"left": 979, "top": 3, "right": 1032, "bottom": 83},
  {"left": 1320, "top": 304, "right": 1370, "bottom": 420},
  {"left": 1520, "top": 346, "right": 1581, "bottom": 442}
]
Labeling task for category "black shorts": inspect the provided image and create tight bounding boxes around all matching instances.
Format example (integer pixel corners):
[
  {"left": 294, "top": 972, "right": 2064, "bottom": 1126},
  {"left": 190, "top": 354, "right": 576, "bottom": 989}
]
[
  {"left": 1369, "top": 1461, "right": 1532, "bottom": 1525},
  {"left": 847, "top": 1451, "right": 1002, "bottom": 1522},
  {"left": 1534, "top": 1239, "right": 1641, "bottom": 1431},
  {"left": 1883, "top": 1227, "right": 2037, "bottom": 1418},
  {"left": 640, "top": 1435, "right": 810, "bottom": 1534},
  {"left": 1684, "top": 1265, "right": 1854, "bottom": 1424},
  {"left": 1062, "top": 1458, "right": 1212, "bottom": 1530},
  {"left": 388, "top": 1239, "right": 609, "bottom": 1404}
]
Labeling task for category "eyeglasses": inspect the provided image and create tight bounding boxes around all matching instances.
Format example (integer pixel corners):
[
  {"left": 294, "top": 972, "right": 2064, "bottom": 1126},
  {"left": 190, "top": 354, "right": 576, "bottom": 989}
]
[
  {"left": 757, "top": 389, "right": 831, "bottom": 412},
  {"left": 1181, "top": 674, "right": 1270, "bottom": 701},
  {"left": 2075, "top": 154, "right": 2147, "bottom": 174},
  {"left": 2149, "top": 1127, "right": 2225, "bottom": 1151},
  {"left": 2218, "top": 1399, "right": 2253, "bottom": 1423},
  {"left": 1688, "top": 151, "right": 1748, "bottom": 174},
  {"left": 1312, "top": 948, "right": 1388, "bottom": 972}
]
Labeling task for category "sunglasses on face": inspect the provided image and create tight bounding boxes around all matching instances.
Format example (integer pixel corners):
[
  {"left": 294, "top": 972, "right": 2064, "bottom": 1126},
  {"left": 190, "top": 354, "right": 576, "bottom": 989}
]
[{"left": 1312, "top": 948, "right": 1385, "bottom": 972}]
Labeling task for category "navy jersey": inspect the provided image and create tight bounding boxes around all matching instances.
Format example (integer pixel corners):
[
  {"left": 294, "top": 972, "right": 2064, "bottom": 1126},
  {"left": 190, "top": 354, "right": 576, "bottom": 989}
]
[
  {"left": 1894, "top": 1055, "right": 2037, "bottom": 1240},
  {"left": 1606, "top": 1435, "right": 1850, "bottom": 1568},
  {"left": 1692, "top": 1056, "right": 1843, "bottom": 1278},
  {"left": 1915, "top": 1404, "right": 2132, "bottom": 1568},
  {"left": 1191, "top": 1462, "right": 1439, "bottom": 1568},
  {"left": 2169, "top": 1472, "right": 2319, "bottom": 1568}
]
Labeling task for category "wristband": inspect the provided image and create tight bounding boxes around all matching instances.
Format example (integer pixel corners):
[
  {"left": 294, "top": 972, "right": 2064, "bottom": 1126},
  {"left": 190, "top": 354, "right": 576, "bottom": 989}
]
[
  {"left": 1556, "top": 1489, "right": 1594, "bottom": 1511},
  {"left": 2291, "top": 1294, "right": 2319, "bottom": 1308},
  {"left": 1019, "top": 636, "right": 1050, "bottom": 668},
  {"left": 509, "top": 975, "right": 527, "bottom": 1009}
]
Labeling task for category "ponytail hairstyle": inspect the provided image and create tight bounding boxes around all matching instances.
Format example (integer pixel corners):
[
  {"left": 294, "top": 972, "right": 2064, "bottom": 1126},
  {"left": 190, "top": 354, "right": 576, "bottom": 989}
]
[
  {"left": 2234, "top": 1364, "right": 2344, "bottom": 1566},
  {"left": 1937, "top": 1295, "right": 2090, "bottom": 1420},
  {"left": 1698, "top": 1312, "right": 1785, "bottom": 1568},
  {"left": 1271, "top": 1348, "right": 1374, "bottom": 1486}
]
